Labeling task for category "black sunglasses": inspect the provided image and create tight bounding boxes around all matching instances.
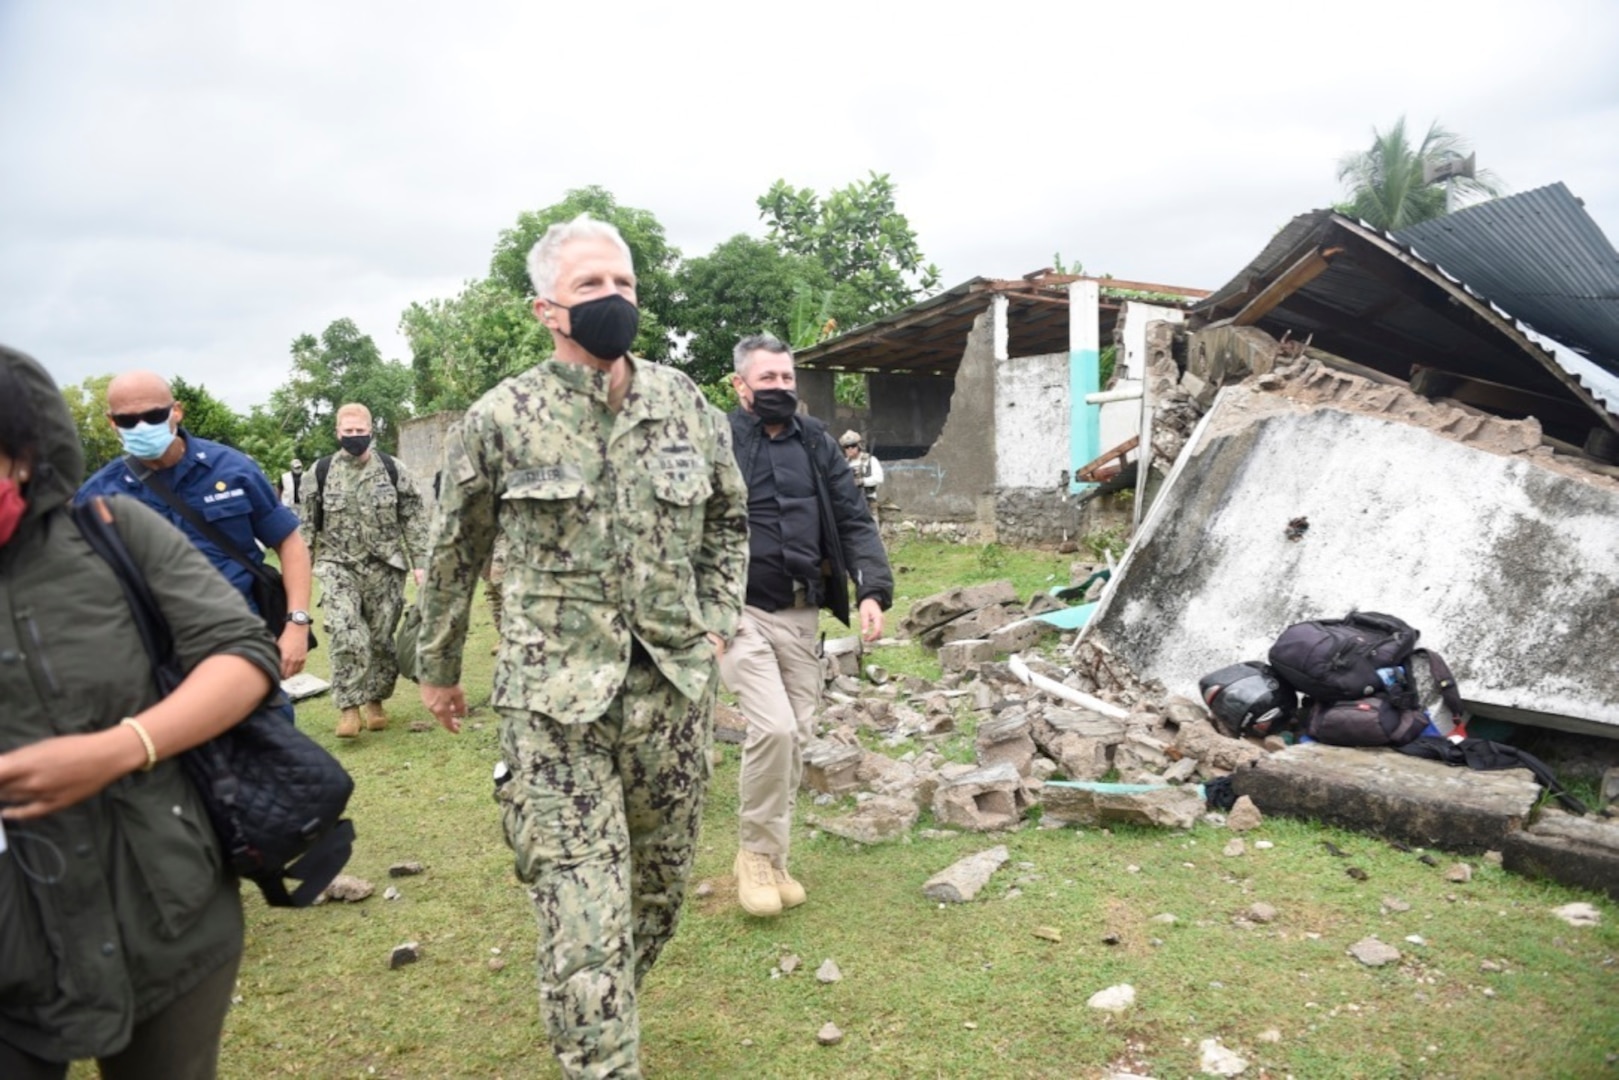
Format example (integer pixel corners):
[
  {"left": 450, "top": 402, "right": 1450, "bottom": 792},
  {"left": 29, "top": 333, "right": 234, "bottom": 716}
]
[{"left": 108, "top": 404, "right": 174, "bottom": 429}]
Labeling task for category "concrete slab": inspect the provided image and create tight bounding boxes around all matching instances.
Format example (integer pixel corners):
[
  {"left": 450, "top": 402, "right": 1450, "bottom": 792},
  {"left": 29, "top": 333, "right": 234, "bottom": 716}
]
[
  {"left": 1229, "top": 742, "right": 1541, "bottom": 853},
  {"left": 1084, "top": 367, "right": 1619, "bottom": 734},
  {"left": 1500, "top": 808, "right": 1619, "bottom": 901}
]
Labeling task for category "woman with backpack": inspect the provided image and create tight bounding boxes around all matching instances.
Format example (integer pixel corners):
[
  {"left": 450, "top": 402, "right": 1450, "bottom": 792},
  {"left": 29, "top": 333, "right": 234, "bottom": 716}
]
[{"left": 0, "top": 346, "right": 281, "bottom": 1079}]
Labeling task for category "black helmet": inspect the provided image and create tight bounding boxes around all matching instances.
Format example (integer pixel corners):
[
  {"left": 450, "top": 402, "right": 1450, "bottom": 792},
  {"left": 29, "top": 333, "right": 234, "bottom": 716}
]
[{"left": 1198, "top": 662, "right": 1297, "bottom": 738}]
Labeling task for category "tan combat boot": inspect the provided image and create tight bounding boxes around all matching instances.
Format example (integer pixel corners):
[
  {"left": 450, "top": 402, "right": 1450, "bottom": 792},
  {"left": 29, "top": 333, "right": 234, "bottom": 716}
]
[
  {"left": 336, "top": 707, "right": 362, "bottom": 739},
  {"left": 362, "top": 701, "right": 389, "bottom": 731},
  {"left": 773, "top": 862, "right": 807, "bottom": 910},
  {"left": 733, "top": 849, "right": 782, "bottom": 917}
]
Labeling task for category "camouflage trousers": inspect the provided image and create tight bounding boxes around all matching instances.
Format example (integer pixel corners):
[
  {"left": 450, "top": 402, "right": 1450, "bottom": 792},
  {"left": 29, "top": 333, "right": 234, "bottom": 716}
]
[
  {"left": 316, "top": 559, "right": 404, "bottom": 709},
  {"left": 495, "top": 658, "right": 713, "bottom": 1080}
]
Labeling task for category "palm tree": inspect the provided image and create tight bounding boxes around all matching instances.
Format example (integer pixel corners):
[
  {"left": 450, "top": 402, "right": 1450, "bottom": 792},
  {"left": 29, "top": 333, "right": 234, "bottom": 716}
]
[{"left": 1335, "top": 116, "right": 1504, "bottom": 231}]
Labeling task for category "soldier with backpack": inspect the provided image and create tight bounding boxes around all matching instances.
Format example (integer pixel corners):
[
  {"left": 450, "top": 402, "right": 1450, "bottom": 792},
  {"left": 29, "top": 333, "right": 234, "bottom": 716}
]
[{"left": 299, "top": 403, "right": 429, "bottom": 738}]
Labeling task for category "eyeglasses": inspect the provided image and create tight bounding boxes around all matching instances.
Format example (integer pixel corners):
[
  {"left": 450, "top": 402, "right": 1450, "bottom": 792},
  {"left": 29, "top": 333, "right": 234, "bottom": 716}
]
[{"left": 108, "top": 405, "right": 174, "bottom": 429}]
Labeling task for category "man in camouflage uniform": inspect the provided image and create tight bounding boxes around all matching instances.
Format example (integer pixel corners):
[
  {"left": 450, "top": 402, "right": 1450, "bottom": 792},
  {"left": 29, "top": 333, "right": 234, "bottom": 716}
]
[
  {"left": 415, "top": 214, "right": 748, "bottom": 1080},
  {"left": 839, "top": 429, "right": 884, "bottom": 525},
  {"left": 300, "top": 403, "right": 429, "bottom": 738}
]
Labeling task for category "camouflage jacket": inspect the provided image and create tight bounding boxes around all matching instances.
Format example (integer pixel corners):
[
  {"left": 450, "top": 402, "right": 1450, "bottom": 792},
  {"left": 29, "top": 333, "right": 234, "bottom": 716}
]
[
  {"left": 299, "top": 450, "right": 429, "bottom": 571},
  {"left": 416, "top": 356, "right": 750, "bottom": 723}
]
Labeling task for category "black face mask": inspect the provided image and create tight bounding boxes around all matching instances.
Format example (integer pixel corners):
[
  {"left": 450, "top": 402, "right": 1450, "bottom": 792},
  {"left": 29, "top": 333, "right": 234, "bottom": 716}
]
[
  {"left": 340, "top": 435, "right": 372, "bottom": 457},
  {"left": 550, "top": 294, "right": 640, "bottom": 361},
  {"left": 749, "top": 388, "right": 799, "bottom": 423}
]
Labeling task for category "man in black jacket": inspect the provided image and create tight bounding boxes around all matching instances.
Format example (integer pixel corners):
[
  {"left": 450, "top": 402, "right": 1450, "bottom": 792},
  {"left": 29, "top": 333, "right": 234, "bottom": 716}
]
[{"left": 721, "top": 334, "right": 893, "bottom": 917}]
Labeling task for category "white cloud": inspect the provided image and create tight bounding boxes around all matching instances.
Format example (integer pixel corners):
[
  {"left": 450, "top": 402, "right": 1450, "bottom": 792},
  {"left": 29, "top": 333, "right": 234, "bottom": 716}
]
[{"left": 3, "top": 0, "right": 1615, "bottom": 408}]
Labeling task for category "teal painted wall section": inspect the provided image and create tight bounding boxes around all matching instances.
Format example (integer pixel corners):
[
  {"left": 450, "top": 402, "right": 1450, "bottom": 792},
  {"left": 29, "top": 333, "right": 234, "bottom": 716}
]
[{"left": 1069, "top": 345, "right": 1100, "bottom": 493}]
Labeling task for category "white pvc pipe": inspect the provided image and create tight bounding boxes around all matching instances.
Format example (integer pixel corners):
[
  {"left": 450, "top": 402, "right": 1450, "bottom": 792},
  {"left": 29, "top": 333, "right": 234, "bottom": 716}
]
[
  {"left": 1085, "top": 387, "right": 1144, "bottom": 405},
  {"left": 1007, "top": 653, "right": 1129, "bottom": 720}
]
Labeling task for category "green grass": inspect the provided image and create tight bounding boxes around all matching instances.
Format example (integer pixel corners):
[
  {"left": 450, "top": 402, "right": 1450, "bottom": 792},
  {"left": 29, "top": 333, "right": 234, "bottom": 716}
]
[{"left": 173, "top": 542, "right": 1619, "bottom": 1077}]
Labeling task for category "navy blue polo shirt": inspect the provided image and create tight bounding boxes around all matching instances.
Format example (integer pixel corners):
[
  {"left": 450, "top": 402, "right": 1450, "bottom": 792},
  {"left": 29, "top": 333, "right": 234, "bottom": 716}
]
[{"left": 78, "top": 430, "right": 300, "bottom": 611}]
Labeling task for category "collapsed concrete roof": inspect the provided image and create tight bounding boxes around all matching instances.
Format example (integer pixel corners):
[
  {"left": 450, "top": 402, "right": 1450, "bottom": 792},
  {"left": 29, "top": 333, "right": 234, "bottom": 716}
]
[
  {"left": 1083, "top": 358, "right": 1619, "bottom": 737},
  {"left": 1190, "top": 200, "right": 1619, "bottom": 450},
  {"left": 795, "top": 273, "right": 1208, "bottom": 376}
]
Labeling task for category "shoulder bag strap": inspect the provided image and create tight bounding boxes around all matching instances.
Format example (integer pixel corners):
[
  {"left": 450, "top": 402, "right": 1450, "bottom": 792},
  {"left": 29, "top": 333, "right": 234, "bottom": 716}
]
[
  {"left": 71, "top": 497, "right": 182, "bottom": 694},
  {"left": 132, "top": 464, "right": 276, "bottom": 588}
]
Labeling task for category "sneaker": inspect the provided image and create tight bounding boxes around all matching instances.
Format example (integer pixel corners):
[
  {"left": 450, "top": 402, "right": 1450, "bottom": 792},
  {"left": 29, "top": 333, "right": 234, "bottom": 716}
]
[
  {"left": 772, "top": 863, "right": 806, "bottom": 909},
  {"left": 733, "top": 849, "right": 782, "bottom": 917}
]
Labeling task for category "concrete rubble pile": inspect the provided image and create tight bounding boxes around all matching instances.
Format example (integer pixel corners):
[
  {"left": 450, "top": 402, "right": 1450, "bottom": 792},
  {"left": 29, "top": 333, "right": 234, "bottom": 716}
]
[{"left": 745, "top": 570, "right": 1619, "bottom": 901}]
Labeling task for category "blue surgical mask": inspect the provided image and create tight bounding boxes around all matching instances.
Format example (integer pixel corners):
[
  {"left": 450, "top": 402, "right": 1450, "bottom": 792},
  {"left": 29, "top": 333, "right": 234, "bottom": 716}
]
[{"left": 120, "top": 421, "right": 176, "bottom": 461}]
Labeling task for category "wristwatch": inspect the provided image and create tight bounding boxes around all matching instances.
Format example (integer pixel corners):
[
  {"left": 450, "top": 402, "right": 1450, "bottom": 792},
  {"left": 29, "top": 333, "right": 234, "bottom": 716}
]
[{"left": 287, "top": 610, "right": 313, "bottom": 627}]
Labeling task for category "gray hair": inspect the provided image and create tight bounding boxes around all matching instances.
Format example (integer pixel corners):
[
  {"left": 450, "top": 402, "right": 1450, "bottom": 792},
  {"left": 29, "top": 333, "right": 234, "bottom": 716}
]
[
  {"left": 733, "top": 333, "right": 793, "bottom": 376},
  {"left": 525, "top": 214, "right": 634, "bottom": 300}
]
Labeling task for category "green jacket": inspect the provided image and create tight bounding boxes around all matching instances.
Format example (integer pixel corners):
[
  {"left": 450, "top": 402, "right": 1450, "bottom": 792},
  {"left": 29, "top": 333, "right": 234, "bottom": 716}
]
[
  {"left": 416, "top": 355, "right": 750, "bottom": 722},
  {"left": 0, "top": 346, "right": 281, "bottom": 1062}
]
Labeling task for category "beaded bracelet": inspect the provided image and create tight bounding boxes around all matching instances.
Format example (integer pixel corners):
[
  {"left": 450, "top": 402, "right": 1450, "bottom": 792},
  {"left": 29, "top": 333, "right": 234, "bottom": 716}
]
[{"left": 120, "top": 717, "right": 157, "bottom": 772}]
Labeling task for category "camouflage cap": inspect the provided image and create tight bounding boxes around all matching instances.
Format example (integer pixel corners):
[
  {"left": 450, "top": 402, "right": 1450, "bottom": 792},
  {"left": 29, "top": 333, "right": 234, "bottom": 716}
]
[{"left": 838, "top": 430, "right": 862, "bottom": 447}]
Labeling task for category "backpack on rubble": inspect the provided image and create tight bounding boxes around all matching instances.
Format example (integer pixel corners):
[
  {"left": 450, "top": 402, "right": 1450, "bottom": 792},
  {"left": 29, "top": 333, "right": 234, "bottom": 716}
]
[
  {"left": 1268, "top": 611, "right": 1465, "bottom": 748},
  {"left": 1198, "top": 661, "right": 1296, "bottom": 738}
]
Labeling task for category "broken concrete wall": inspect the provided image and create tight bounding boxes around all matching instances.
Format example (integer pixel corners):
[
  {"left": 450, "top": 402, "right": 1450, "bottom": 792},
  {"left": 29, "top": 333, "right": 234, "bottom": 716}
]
[
  {"left": 880, "top": 311, "right": 999, "bottom": 527},
  {"left": 398, "top": 409, "right": 463, "bottom": 516},
  {"left": 1086, "top": 360, "right": 1619, "bottom": 734}
]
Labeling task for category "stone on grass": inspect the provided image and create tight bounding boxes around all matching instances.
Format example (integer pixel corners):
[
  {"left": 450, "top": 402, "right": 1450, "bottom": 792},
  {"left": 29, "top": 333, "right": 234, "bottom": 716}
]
[
  {"left": 802, "top": 739, "right": 864, "bottom": 795},
  {"left": 816, "top": 1022, "right": 843, "bottom": 1046},
  {"left": 1086, "top": 983, "right": 1136, "bottom": 1012},
  {"left": 487, "top": 956, "right": 506, "bottom": 972},
  {"left": 817, "top": 795, "right": 920, "bottom": 844},
  {"left": 1247, "top": 902, "right": 1277, "bottom": 924},
  {"left": 1032, "top": 926, "right": 1062, "bottom": 943},
  {"left": 1041, "top": 783, "right": 1203, "bottom": 829},
  {"left": 1226, "top": 796, "right": 1263, "bottom": 832},
  {"left": 778, "top": 954, "right": 801, "bottom": 975},
  {"left": 321, "top": 874, "right": 374, "bottom": 903},
  {"left": 1444, "top": 862, "right": 1473, "bottom": 883},
  {"left": 1223, "top": 838, "right": 1246, "bottom": 857},
  {"left": 1348, "top": 938, "right": 1401, "bottom": 966},
  {"left": 1552, "top": 902, "right": 1601, "bottom": 927},
  {"left": 692, "top": 881, "right": 714, "bottom": 899},
  {"left": 815, "top": 959, "right": 842, "bottom": 984},
  {"left": 922, "top": 845, "right": 1010, "bottom": 903},
  {"left": 1381, "top": 896, "right": 1411, "bottom": 913},
  {"left": 388, "top": 861, "right": 425, "bottom": 877},
  {"left": 383, "top": 886, "right": 401, "bottom": 901},
  {"left": 389, "top": 942, "right": 421, "bottom": 970},
  {"left": 1199, "top": 1037, "right": 1249, "bottom": 1075}
]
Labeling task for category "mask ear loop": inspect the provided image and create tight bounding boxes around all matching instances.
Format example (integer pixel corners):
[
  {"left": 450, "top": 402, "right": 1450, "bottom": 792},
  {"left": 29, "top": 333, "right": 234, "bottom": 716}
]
[{"left": 5, "top": 828, "right": 68, "bottom": 885}]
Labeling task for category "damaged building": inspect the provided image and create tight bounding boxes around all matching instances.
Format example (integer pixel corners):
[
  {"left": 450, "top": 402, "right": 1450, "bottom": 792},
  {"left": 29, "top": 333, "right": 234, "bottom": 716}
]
[
  {"left": 1081, "top": 182, "right": 1619, "bottom": 738},
  {"left": 792, "top": 273, "right": 1207, "bottom": 544}
]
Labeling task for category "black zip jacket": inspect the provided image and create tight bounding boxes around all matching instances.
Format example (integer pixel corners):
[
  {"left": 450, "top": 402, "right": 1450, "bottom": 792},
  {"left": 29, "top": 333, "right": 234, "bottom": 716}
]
[{"left": 729, "top": 409, "right": 893, "bottom": 626}]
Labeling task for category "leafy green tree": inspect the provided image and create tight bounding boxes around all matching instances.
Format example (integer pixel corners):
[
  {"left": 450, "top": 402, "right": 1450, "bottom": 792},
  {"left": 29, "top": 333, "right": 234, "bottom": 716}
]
[
  {"left": 401, "top": 278, "right": 550, "bottom": 412},
  {"left": 170, "top": 376, "right": 242, "bottom": 447},
  {"left": 673, "top": 235, "right": 833, "bottom": 384},
  {"left": 235, "top": 404, "right": 300, "bottom": 480},
  {"left": 280, "top": 319, "right": 414, "bottom": 455},
  {"left": 1336, "top": 116, "right": 1504, "bottom": 231},
  {"left": 758, "top": 171, "right": 941, "bottom": 324},
  {"left": 61, "top": 374, "right": 122, "bottom": 474},
  {"left": 488, "top": 186, "right": 679, "bottom": 361}
]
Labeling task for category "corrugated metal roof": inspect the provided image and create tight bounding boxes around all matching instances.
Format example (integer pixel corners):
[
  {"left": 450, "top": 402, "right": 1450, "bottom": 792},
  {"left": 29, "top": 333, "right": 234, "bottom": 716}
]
[
  {"left": 1396, "top": 183, "right": 1619, "bottom": 374},
  {"left": 1192, "top": 207, "right": 1619, "bottom": 437}
]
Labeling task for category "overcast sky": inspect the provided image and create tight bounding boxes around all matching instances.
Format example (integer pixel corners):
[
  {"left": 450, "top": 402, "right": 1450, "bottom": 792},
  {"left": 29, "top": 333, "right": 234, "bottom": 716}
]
[{"left": 3, "top": 0, "right": 1616, "bottom": 410}]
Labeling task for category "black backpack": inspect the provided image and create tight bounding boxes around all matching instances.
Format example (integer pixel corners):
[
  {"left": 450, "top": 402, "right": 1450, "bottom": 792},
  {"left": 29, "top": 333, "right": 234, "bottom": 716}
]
[
  {"left": 1269, "top": 611, "right": 1464, "bottom": 748},
  {"left": 75, "top": 498, "right": 356, "bottom": 907}
]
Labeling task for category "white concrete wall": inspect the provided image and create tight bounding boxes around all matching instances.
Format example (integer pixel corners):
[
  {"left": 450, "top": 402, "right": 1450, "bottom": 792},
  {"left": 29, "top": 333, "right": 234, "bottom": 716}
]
[
  {"left": 994, "top": 351, "right": 1070, "bottom": 489},
  {"left": 1119, "top": 301, "right": 1185, "bottom": 381},
  {"left": 1087, "top": 387, "right": 1619, "bottom": 733}
]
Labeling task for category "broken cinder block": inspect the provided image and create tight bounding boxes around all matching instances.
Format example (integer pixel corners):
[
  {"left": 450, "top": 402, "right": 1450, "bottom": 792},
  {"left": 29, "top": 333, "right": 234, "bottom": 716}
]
[
  {"left": 932, "top": 762, "right": 1029, "bottom": 831},
  {"left": 801, "top": 739, "right": 864, "bottom": 796},
  {"left": 939, "top": 639, "right": 995, "bottom": 672}
]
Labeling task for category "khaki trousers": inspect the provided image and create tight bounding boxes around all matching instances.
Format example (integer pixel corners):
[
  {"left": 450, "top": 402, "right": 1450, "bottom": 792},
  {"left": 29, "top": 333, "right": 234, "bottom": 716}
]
[{"left": 719, "top": 605, "right": 822, "bottom": 858}]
